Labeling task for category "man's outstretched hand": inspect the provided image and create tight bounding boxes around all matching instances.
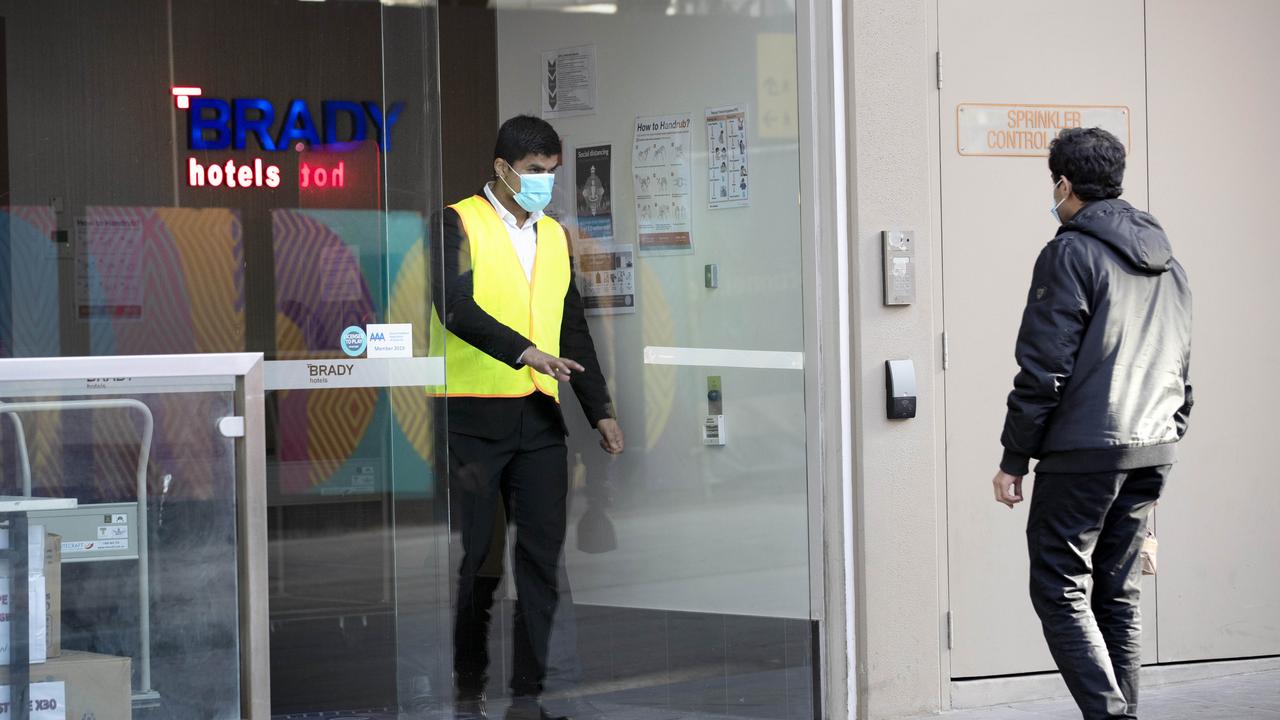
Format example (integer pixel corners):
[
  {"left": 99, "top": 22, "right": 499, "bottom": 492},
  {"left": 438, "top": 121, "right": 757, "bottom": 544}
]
[{"left": 522, "top": 347, "right": 585, "bottom": 382}]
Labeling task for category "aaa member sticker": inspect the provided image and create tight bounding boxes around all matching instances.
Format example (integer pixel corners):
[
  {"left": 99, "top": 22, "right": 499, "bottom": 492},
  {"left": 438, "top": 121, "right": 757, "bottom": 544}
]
[
  {"left": 341, "top": 326, "right": 368, "bottom": 357},
  {"left": 366, "top": 323, "right": 412, "bottom": 359}
]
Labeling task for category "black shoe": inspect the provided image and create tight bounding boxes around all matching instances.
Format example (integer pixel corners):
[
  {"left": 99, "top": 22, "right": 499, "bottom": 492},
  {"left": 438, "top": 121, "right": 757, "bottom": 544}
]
[
  {"left": 503, "top": 696, "right": 569, "bottom": 720},
  {"left": 455, "top": 692, "right": 489, "bottom": 720}
]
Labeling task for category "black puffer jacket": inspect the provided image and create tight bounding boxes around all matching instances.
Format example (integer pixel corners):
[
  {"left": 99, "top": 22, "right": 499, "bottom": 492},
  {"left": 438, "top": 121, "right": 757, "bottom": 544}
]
[{"left": 1000, "top": 199, "right": 1193, "bottom": 476}]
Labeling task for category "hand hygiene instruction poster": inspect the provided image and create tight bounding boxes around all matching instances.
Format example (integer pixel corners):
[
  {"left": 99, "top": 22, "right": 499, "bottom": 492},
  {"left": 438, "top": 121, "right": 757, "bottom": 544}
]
[
  {"left": 706, "top": 105, "right": 749, "bottom": 209},
  {"left": 632, "top": 113, "right": 693, "bottom": 254}
]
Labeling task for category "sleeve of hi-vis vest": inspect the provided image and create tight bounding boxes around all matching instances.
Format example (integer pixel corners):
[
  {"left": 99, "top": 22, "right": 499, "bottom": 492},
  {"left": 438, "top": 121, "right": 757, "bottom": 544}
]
[
  {"left": 430, "top": 208, "right": 535, "bottom": 368},
  {"left": 561, "top": 274, "right": 616, "bottom": 428}
]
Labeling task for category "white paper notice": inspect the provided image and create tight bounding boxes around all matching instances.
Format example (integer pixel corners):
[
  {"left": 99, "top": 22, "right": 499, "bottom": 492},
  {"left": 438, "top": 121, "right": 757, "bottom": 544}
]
[
  {"left": 706, "top": 105, "right": 750, "bottom": 209},
  {"left": 366, "top": 324, "right": 413, "bottom": 359},
  {"left": 0, "top": 575, "right": 47, "bottom": 665},
  {"left": 0, "top": 681, "right": 66, "bottom": 720},
  {"left": 576, "top": 244, "right": 636, "bottom": 316},
  {"left": 542, "top": 45, "right": 596, "bottom": 119},
  {"left": 74, "top": 215, "right": 145, "bottom": 321},
  {"left": 633, "top": 114, "right": 694, "bottom": 254}
]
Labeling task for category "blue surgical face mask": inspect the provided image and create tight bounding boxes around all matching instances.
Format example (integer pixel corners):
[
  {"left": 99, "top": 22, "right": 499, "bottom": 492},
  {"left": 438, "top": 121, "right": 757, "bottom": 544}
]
[
  {"left": 1049, "top": 177, "right": 1067, "bottom": 224},
  {"left": 500, "top": 162, "right": 555, "bottom": 214}
]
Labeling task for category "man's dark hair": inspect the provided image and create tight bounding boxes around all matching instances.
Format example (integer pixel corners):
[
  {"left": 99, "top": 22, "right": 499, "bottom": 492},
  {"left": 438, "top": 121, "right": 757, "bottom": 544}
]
[
  {"left": 493, "top": 115, "right": 562, "bottom": 164},
  {"left": 1048, "top": 127, "right": 1125, "bottom": 201}
]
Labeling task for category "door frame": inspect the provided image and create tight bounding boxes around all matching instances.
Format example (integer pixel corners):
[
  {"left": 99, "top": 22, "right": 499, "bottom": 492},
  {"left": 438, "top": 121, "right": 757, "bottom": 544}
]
[
  {"left": 797, "top": 0, "right": 856, "bottom": 717},
  {"left": 926, "top": 0, "right": 953, "bottom": 710}
]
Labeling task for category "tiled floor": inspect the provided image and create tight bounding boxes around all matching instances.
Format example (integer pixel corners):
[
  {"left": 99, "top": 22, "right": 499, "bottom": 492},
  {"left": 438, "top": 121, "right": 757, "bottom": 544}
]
[
  {"left": 912, "top": 668, "right": 1280, "bottom": 719},
  {"left": 273, "top": 668, "right": 1280, "bottom": 719}
]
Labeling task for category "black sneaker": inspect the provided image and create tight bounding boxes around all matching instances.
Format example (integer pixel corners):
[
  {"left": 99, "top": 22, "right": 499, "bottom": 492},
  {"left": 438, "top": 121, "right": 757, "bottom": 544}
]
[{"left": 503, "top": 696, "right": 569, "bottom": 720}]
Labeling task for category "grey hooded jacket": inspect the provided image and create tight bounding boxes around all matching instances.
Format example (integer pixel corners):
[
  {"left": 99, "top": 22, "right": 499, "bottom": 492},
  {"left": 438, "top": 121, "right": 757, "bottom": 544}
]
[{"left": 1000, "top": 199, "right": 1193, "bottom": 476}]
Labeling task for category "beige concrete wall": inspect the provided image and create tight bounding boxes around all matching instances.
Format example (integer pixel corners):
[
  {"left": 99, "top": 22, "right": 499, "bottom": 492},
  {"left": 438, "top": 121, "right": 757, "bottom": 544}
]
[{"left": 844, "top": 0, "right": 944, "bottom": 717}]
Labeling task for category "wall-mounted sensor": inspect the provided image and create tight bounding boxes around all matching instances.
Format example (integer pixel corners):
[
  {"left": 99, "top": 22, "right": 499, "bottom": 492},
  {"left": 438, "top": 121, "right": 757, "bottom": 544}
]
[{"left": 885, "top": 359, "right": 917, "bottom": 419}]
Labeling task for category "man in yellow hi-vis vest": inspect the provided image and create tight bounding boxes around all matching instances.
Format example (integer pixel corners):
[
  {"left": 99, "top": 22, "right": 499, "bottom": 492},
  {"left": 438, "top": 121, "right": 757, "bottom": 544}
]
[{"left": 430, "top": 115, "right": 624, "bottom": 720}]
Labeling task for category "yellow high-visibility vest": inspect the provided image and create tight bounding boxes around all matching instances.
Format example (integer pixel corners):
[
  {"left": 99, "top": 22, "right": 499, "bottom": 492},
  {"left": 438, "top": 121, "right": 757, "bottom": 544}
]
[{"left": 428, "top": 194, "right": 570, "bottom": 401}]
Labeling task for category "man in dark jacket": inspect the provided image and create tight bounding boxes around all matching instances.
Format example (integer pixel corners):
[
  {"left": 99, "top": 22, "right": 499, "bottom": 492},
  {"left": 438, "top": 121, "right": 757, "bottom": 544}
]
[{"left": 992, "top": 127, "right": 1192, "bottom": 720}]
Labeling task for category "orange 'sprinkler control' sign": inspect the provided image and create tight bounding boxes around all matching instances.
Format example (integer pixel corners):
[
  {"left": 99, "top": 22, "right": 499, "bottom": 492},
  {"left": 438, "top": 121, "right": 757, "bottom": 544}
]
[{"left": 957, "top": 103, "right": 1131, "bottom": 157}]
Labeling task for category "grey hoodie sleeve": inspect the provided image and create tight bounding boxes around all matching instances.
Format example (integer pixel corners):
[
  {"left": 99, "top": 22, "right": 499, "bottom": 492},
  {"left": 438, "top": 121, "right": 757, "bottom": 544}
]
[{"left": 1000, "top": 240, "right": 1092, "bottom": 476}]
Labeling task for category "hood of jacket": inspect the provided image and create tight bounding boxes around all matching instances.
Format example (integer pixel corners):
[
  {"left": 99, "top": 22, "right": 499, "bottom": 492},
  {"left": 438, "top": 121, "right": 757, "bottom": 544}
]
[{"left": 1062, "top": 198, "right": 1174, "bottom": 274}]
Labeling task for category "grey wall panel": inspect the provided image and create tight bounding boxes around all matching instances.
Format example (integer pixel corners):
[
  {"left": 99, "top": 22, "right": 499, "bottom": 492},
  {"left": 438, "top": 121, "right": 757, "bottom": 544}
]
[{"left": 1146, "top": 0, "right": 1280, "bottom": 663}]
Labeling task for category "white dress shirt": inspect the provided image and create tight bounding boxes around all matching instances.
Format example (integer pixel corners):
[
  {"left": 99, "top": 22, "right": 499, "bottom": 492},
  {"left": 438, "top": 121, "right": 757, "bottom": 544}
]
[{"left": 483, "top": 182, "right": 540, "bottom": 282}]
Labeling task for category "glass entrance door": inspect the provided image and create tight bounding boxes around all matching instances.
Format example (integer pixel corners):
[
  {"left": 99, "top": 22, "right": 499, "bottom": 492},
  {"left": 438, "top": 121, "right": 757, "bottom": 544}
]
[{"left": 395, "top": 1, "right": 819, "bottom": 718}]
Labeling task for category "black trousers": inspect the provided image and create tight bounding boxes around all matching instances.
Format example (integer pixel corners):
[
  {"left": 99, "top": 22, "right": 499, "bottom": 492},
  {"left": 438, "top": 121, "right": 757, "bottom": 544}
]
[
  {"left": 450, "top": 395, "right": 568, "bottom": 699},
  {"left": 1027, "top": 465, "right": 1169, "bottom": 720}
]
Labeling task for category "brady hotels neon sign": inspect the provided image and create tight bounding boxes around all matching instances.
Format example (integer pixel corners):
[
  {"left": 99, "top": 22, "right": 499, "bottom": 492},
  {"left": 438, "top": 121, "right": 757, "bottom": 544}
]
[{"left": 174, "top": 86, "right": 404, "bottom": 190}]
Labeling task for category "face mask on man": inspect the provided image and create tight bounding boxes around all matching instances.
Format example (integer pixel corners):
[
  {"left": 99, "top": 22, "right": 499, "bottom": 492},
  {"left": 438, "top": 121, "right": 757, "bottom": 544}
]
[
  {"left": 500, "top": 161, "right": 555, "bottom": 214},
  {"left": 1049, "top": 177, "right": 1067, "bottom": 225}
]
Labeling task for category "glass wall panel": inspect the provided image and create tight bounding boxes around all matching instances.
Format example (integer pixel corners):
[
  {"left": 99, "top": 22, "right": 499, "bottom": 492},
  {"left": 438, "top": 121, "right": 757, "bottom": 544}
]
[{"left": 1, "top": 0, "right": 445, "bottom": 716}]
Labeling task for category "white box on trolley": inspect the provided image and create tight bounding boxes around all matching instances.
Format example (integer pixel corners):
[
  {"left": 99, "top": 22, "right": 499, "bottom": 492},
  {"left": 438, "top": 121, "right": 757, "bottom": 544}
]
[{"left": 0, "top": 526, "right": 49, "bottom": 665}]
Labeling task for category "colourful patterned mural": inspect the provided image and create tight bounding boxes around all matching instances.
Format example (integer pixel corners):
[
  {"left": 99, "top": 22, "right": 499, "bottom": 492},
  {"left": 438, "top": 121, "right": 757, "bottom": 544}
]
[{"left": 272, "top": 210, "right": 435, "bottom": 499}]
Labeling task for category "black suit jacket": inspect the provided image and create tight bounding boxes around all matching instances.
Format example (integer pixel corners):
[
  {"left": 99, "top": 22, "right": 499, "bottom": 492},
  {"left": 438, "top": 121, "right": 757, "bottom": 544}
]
[{"left": 429, "top": 195, "right": 615, "bottom": 440}]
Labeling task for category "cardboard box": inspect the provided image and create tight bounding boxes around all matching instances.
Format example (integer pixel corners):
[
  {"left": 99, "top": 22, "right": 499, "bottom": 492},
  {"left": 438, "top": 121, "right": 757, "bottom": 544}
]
[
  {"left": 43, "top": 535, "right": 60, "bottom": 659},
  {"left": 0, "top": 681, "right": 64, "bottom": 719},
  {"left": 0, "top": 651, "right": 131, "bottom": 720}
]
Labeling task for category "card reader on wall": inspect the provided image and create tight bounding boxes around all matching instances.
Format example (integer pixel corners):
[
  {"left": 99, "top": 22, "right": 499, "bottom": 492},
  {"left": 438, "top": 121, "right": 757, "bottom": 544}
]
[{"left": 885, "top": 359, "right": 917, "bottom": 419}]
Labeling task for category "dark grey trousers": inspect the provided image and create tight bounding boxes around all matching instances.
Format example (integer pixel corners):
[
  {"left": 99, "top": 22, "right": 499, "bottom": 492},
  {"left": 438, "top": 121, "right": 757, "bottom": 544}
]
[{"left": 1027, "top": 465, "right": 1168, "bottom": 720}]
